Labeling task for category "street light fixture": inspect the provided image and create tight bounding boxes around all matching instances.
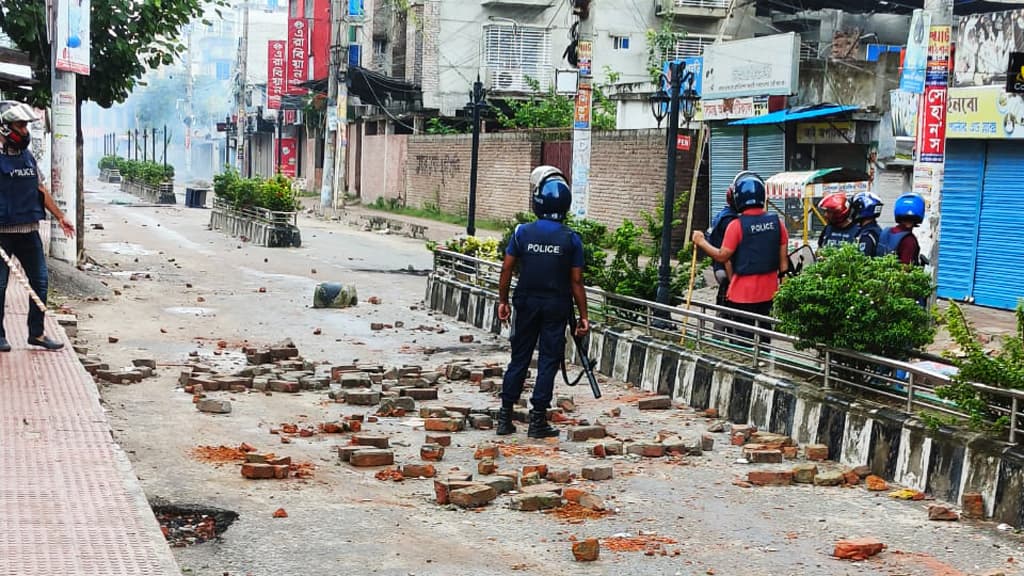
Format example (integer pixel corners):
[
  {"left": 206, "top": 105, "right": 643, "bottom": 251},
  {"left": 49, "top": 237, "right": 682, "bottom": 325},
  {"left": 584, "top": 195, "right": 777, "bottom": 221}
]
[{"left": 649, "top": 62, "right": 701, "bottom": 307}]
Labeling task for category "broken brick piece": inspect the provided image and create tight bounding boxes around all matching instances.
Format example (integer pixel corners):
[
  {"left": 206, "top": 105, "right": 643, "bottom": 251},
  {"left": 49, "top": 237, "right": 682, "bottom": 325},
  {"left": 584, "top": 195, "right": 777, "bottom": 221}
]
[
  {"left": 572, "top": 538, "right": 600, "bottom": 562},
  {"left": 833, "top": 538, "right": 885, "bottom": 561}
]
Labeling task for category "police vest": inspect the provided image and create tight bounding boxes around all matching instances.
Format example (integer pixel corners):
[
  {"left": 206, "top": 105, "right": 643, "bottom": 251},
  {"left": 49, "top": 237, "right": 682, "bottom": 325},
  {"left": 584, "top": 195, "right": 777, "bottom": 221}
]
[
  {"left": 857, "top": 223, "right": 882, "bottom": 257},
  {"left": 707, "top": 206, "right": 738, "bottom": 273},
  {"left": 0, "top": 150, "right": 45, "bottom": 226},
  {"left": 511, "top": 220, "right": 578, "bottom": 298},
  {"left": 819, "top": 223, "right": 861, "bottom": 248},
  {"left": 878, "top": 228, "right": 919, "bottom": 263},
  {"left": 731, "top": 213, "right": 781, "bottom": 276}
]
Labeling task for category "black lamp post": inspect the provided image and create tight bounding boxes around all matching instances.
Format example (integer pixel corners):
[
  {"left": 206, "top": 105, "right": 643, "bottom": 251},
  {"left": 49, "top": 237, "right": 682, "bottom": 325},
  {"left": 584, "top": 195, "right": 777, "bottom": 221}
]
[
  {"left": 467, "top": 76, "right": 488, "bottom": 237},
  {"left": 650, "top": 62, "right": 700, "bottom": 306}
]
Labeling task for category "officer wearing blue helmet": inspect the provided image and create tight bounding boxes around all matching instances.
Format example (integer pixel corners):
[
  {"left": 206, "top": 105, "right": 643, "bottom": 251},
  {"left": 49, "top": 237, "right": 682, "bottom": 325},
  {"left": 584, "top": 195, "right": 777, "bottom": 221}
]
[
  {"left": 496, "top": 165, "right": 589, "bottom": 438},
  {"left": 850, "top": 192, "right": 884, "bottom": 256},
  {"left": 878, "top": 193, "right": 925, "bottom": 265}
]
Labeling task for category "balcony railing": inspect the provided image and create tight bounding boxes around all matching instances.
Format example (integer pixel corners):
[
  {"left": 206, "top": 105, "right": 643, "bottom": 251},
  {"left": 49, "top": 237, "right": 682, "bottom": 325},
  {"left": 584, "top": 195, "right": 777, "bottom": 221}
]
[{"left": 659, "top": 0, "right": 730, "bottom": 16}]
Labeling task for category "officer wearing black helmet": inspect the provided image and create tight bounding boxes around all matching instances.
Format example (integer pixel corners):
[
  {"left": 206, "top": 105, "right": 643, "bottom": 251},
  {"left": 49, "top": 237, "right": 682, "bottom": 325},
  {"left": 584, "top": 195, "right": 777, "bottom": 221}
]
[{"left": 496, "top": 166, "right": 589, "bottom": 439}]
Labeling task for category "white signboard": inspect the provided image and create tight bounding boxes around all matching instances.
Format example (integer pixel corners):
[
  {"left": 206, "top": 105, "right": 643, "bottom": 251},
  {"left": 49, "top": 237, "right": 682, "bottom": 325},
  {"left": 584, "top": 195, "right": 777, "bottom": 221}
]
[
  {"left": 55, "top": 0, "right": 91, "bottom": 75},
  {"left": 702, "top": 32, "right": 799, "bottom": 99}
]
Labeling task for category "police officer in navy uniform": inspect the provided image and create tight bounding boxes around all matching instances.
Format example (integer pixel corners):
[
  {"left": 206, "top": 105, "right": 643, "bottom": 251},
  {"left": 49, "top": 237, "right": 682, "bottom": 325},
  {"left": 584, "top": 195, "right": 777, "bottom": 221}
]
[
  {"left": 849, "top": 191, "right": 884, "bottom": 257},
  {"left": 817, "top": 193, "right": 860, "bottom": 250},
  {"left": 0, "top": 101, "right": 75, "bottom": 352},
  {"left": 706, "top": 171, "right": 751, "bottom": 306},
  {"left": 496, "top": 166, "right": 589, "bottom": 438},
  {"left": 878, "top": 193, "right": 925, "bottom": 265}
]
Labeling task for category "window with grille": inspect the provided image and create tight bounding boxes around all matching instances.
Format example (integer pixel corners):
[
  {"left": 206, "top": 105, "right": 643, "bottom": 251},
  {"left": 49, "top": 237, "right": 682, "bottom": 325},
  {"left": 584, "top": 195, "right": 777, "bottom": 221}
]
[
  {"left": 483, "top": 24, "right": 551, "bottom": 92},
  {"left": 672, "top": 35, "right": 714, "bottom": 59}
]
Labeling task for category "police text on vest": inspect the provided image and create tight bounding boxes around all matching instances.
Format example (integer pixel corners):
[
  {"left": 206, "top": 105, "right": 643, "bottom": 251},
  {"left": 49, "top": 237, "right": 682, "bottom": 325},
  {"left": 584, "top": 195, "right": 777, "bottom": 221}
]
[{"left": 526, "top": 243, "right": 561, "bottom": 254}]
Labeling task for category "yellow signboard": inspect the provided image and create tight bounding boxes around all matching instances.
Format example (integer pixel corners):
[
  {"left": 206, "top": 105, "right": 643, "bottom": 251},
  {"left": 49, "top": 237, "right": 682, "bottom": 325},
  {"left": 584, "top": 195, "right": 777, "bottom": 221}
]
[{"left": 946, "top": 86, "right": 1024, "bottom": 139}]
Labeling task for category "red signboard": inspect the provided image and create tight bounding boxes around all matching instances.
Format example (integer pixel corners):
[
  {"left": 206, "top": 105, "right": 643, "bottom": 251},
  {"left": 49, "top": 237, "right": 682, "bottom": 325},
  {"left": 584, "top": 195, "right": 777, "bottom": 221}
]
[
  {"left": 268, "top": 40, "right": 287, "bottom": 109},
  {"left": 675, "top": 134, "right": 691, "bottom": 151},
  {"left": 278, "top": 137, "right": 298, "bottom": 177},
  {"left": 312, "top": 0, "right": 331, "bottom": 80},
  {"left": 917, "top": 85, "right": 947, "bottom": 163},
  {"left": 287, "top": 17, "right": 308, "bottom": 94}
]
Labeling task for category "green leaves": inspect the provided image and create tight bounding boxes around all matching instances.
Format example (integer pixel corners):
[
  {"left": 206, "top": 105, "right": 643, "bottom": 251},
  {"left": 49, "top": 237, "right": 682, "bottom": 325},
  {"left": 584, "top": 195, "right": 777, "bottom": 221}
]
[
  {"left": 214, "top": 168, "right": 299, "bottom": 213},
  {"left": 646, "top": 22, "right": 686, "bottom": 84},
  {"left": 1, "top": 0, "right": 213, "bottom": 107},
  {"left": 112, "top": 157, "right": 174, "bottom": 186},
  {"left": 494, "top": 77, "right": 617, "bottom": 132},
  {"left": 772, "top": 243, "right": 934, "bottom": 358}
]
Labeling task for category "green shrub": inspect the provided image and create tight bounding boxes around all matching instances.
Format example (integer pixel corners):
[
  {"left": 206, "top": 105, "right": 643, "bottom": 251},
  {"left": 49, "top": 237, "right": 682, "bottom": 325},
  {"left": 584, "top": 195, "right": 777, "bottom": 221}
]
[
  {"left": 98, "top": 155, "right": 119, "bottom": 170},
  {"left": 213, "top": 168, "right": 298, "bottom": 212},
  {"left": 936, "top": 300, "right": 1024, "bottom": 429},
  {"left": 260, "top": 174, "right": 299, "bottom": 212},
  {"left": 772, "top": 243, "right": 934, "bottom": 358},
  {"left": 115, "top": 158, "right": 173, "bottom": 187}
]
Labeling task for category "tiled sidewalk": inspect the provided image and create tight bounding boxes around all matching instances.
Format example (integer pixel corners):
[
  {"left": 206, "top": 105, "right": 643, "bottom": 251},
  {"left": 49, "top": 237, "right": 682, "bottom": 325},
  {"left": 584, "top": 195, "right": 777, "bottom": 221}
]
[{"left": 0, "top": 254, "right": 179, "bottom": 575}]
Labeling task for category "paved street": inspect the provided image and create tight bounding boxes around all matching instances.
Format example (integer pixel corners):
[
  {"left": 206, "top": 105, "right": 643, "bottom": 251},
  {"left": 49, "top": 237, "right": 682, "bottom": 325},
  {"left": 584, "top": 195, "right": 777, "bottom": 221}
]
[{"left": 56, "top": 181, "right": 1024, "bottom": 576}]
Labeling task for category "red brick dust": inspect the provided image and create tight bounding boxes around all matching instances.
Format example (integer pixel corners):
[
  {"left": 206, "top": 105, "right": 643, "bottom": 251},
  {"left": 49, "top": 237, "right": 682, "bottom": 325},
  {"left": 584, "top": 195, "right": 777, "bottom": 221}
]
[
  {"left": 546, "top": 503, "right": 614, "bottom": 524},
  {"left": 498, "top": 444, "right": 560, "bottom": 458},
  {"left": 189, "top": 445, "right": 248, "bottom": 465},
  {"left": 290, "top": 461, "right": 316, "bottom": 479},
  {"left": 884, "top": 551, "right": 967, "bottom": 576},
  {"left": 374, "top": 468, "right": 405, "bottom": 482},
  {"left": 601, "top": 535, "right": 678, "bottom": 553}
]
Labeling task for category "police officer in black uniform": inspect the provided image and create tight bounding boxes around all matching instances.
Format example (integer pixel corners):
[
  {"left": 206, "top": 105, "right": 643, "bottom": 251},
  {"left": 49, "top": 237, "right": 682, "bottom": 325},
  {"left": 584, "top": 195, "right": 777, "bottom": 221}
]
[{"left": 496, "top": 166, "right": 589, "bottom": 439}]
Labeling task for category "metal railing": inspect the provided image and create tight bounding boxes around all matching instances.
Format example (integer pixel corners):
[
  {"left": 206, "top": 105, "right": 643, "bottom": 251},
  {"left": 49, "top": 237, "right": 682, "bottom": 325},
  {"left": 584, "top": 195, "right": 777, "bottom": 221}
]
[
  {"left": 212, "top": 197, "right": 298, "bottom": 227},
  {"left": 432, "top": 249, "right": 1024, "bottom": 443},
  {"left": 673, "top": 0, "right": 729, "bottom": 8}
]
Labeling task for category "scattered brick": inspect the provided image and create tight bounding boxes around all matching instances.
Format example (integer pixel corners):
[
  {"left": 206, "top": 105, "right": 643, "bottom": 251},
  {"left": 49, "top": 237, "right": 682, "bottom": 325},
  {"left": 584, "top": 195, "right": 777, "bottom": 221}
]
[
  {"left": 424, "top": 418, "right": 463, "bottom": 432},
  {"left": 865, "top": 475, "right": 889, "bottom": 491},
  {"left": 469, "top": 414, "right": 493, "bottom": 430},
  {"left": 579, "top": 493, "right": 606, "bottom": 511},
  {"left": 833, "top": 538, "right": 885, "bottom": 561},
  {"left": 426, "top": 433, "right": 451, "bottom": 447},
  {"left": 353, "top": 434, "right": 390, "bottom": 449},
  {"left": 792, "top": 463, "right": 818, "bottom": 484},
  {"left": 522, "top": 464, "right": 547, "bottom": 478},
  {"left": 627, "top": 443, "right": 665, "bottom": 458},
  {"left": 590, "top": 444, "right": 606, "bottom": 458},
  {"left": 747, "top": 449, "right": 783, "bottom": 464},
  {"left": 813, "top": 470, "right": 845, "bottom": 487},
  {"left": 509, "top": 493, "right": 563, "bottom": 512},
  {"left": 962, "top": 492, "right": 985, "bottom": 519},
  {"left": 805, "top": 444, "right": 829, "bottom": 461},
  {"left": 567, "top": 426, "right": 606, "bottom": 442},
  {"left": 572, "top": 538, "right": 600, "bottom": 562},
  {"left": 272, "top": 508, "right": 288, "bottom": 518},
  {"left": 747, "top": 470, "right": 794, "bottom": 486},
  {"left": 701, "top": 433, "right": 715, "bottom": 452},
  {"left": 637, "top": 395, "right": 672, "bottom": 410},
  {"left": 241, "top": 463, "right": 276, "bottom": 479},
  {"left": 547, "top": 469, "right": 572, "bottom": 483},
  {"left": 703, "top": 408, "right": 719, "bottom": 418},
  {"left": 344, "top": 389, "right": 381, "bottom": 405},
  {"left": 782, "top": 446, "right": 799, "bottom": 460},
  {"left": 563, "top": 487, "right": 586, "bottom": 503},
  {"left": 420, "top": 444, "right": 445, "bottom": 461},
  {"left": 581, "top": 465, "right": 614, "bottom": 481},
  {"left": 928, "top": 505, "right": 960, "bottom": 521},
  {"left": 521, "top": 471, "right": 542, "bottom": 487},
  {"left": 843, "top": 470, "right": 860, "bottom": 485},
  {"left": 483, "top": 476, "right": 516, "bottom": 494},
  {"left": 196, "top": 399, "right": 231, "bottom": 414},
  {"left": 450, "top": 484, "right": 497, "bottom": 508},
  {"left": 349, "top": 449, "right": 395, "bottom": 467},
  {"left": 474, "top": 445, "right": 499, "bottom": 460},
  {"left": 434, "top": 479, "right": 477, "bottom": 505},
  {"left": 400, "top": 464, "right": 437, "bottom": 478},
  {"left": 403, "top": 388, "right": 439, "bottom": 401},
  {"left": 478, "top": 458, "right": 496, "bottom": 475},
  {"left": 459, "top": 334, "right": 475, "bottom": 343}
]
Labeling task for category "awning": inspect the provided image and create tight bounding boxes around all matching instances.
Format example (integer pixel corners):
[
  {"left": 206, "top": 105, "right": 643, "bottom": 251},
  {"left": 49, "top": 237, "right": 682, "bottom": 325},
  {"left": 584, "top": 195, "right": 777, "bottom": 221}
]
[
  {"left": 729, "top": 104, "right": 859, "bottom": 126},
  {"left": 765, "top": 167, "right": 869, "bottom": 199}
]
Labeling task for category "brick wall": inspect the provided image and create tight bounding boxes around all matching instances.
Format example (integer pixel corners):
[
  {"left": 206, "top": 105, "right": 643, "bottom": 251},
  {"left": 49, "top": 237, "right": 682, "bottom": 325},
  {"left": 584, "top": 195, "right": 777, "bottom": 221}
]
[
  {"left": 385, "top": 129, "right": 708, "bottom": 236},
  {"left": 361, "top": 134, "right": 408, "bottom": 205}
]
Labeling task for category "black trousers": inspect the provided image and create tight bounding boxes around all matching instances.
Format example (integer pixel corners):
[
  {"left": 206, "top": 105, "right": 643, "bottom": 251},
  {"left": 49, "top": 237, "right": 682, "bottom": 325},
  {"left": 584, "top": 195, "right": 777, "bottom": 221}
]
[
  {"left": 500, "top": 295, "right": 570, "bottom": 411},
  {"left": 725, "top": 299, "right": 774, "bottom": 345},
  {"left": 0, "top": 231, "right": 49, "bottom": 339}
]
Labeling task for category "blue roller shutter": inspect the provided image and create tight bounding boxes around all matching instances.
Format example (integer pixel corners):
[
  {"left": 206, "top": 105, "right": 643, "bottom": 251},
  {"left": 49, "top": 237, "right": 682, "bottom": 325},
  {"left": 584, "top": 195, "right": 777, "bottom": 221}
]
[
  {"left": 710, "top": 125, "right": 743, "bottom": 221},
  {"left": 973, "top": 142, "right": 1024, "bottom": 310},
  {"left": 936, "top": 141, "right": 984, "bottom": 301},
  {"left": 745, "top": 125, "right": 786, "bottom": 181}
]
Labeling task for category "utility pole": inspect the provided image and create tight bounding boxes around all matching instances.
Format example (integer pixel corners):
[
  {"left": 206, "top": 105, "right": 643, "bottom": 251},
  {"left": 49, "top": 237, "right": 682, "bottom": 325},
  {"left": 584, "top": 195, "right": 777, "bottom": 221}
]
[
  {"left": 320, "top": 0, "right": 347, "bottom": 213},
  {"left": 237, "top": 2, "right": 250, "bottom": 175},
  {"left": 276, "top": 108, "right": 284, "bottom": 174},
  {"left": 48, "top": 0, "right": 78, "bottom": 263},
  {"left": 466, "top": 77, "right": 486, "bottom": 236},
  {"left": 912, "top": 0, "right": 953, "bottom": 302},
  {"left": 569, "top": 1, "right": 593, "bottom": 219},
  {"left": 185, "top": 24, "right": 193, "bottom": 177},
  {"left": 655, "top": 63, "right": 683, "bottom": 307}
]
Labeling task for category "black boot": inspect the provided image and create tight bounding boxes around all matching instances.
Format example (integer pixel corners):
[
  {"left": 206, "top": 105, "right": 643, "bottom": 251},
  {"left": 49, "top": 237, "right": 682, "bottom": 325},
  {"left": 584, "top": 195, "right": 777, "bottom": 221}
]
[
  {"left": 528, "top": 409, "right": 559, "bottom": 439},
  {"left": 496, "top": 405, "right": 516, "bottom": 436}
]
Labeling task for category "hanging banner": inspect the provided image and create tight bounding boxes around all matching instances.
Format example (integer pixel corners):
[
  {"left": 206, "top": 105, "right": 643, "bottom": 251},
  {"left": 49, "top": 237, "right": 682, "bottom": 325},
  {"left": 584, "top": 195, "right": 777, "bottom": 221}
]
[
  {"left": 573, "top": 80, "right": 592, "bottom": 130},
  {"left": 287, "top": 17, "right": 308, "bottom": 94},
  {"left": 917, "top": 86, "right": 947, "bottom": 162},
  {"left": 890, "top": 90, "right": 920, "bottom": 139},
  {"left": 55, "top": 0, "right": 91, "bottom": 75},
  {"left": 946, "top": 86, "right": 1024, "bottom": 138},
  {"left": 268, "top": 40, "right": 287, "bottom": 109},
  {"left": 278, "top": 137, "right": 297, "bottom": 178},
  {"left": 901, "top": 9, "right": 931, "bottom": 93},
  {"left": 955, "top": 8, "right": 1024, "bottom": 88},
  {"left": 577, "top": 40, "right": 593, "bottom": 77}
]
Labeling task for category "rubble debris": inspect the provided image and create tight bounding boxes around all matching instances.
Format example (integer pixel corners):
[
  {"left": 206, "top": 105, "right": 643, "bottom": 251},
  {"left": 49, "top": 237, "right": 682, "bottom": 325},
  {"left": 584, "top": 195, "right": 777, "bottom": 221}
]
[
  {"left": 272, "top": 508, "right": 288, "bottom": 518},
  {"left": 928, "top": 505, "right": 959, "bottom": 521},
  {"left": 572, "top": 538, "right": 600, "bottom": 562},
  {"left": 833, "top": 538, "right": 885, "bottom": 561}
]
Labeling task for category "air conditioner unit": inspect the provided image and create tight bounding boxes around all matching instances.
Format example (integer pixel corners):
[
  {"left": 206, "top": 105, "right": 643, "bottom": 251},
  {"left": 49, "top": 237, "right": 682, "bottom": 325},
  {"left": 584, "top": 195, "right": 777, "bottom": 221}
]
[{"left": 485, "top": 67, "right": 528, "bottom": 92}]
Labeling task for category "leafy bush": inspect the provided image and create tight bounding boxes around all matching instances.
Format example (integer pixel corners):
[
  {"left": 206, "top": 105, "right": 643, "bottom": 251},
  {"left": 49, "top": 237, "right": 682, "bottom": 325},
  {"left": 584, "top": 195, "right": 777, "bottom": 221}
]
[
  {"left": 98, "top": 155, "right": 119, "bottom": 170},
  {"left": 772, "top": 243, "right": 934, "bottom": 358},
  {"left": 114, "top": 158, "right": 173, "bottom": 187},
  {"left": 213, "top": 168, "right": 298, "bottom": 212},
  {"left": 433, "top": 236, "right": 501, "bottom": 261},
  {"left": 936, "top": 300, "right": 1024, "bottom": 429}
]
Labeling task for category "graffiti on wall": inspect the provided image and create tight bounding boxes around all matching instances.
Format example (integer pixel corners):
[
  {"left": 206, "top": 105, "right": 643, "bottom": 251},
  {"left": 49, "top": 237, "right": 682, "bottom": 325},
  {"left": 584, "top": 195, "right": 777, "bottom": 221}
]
[{"left": 414, "top": 154, "right": 462, "bottom": 178}]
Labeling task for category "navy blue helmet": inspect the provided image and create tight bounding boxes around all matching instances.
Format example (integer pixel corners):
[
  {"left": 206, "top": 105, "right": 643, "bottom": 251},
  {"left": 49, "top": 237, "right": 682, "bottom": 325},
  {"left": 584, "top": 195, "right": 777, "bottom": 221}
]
[{"left": 530, "top": 165, "right": 571, "bottom": 221}]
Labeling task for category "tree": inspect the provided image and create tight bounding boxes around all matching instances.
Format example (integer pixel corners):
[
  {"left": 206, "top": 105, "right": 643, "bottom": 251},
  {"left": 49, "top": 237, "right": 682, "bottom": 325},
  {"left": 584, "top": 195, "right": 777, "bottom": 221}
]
[
  {"left": 646, "top": 22, "right": 686, "bottom": 84},
  {"left": 494, "top": 77, "right": 617, "bottom": 132},
  {"left": 0, "top": 0, "right": 223, "bottom": 260}
]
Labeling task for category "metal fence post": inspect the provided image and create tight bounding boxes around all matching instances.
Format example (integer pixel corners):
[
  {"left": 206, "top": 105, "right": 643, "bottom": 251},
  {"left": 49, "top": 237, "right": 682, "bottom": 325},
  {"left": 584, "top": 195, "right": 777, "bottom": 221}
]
[
  {"left": 1012, "top": 397, "right": 1019, "bottom": 444},
  {"left": 752, "top": 331, "right": 761, "bottom": 368},
  {"left": 906, "top": 372, "right": 915, "bottom": 413},
  {"left": 823, "top": 350, "right": 831, "bottom": 389}
]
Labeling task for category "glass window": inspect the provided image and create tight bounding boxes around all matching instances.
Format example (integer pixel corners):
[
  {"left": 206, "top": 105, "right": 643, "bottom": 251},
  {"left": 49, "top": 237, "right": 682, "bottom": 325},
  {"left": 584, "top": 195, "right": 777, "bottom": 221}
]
[{"left": 612, "top": 35, "right": 630, "bottom": 50}]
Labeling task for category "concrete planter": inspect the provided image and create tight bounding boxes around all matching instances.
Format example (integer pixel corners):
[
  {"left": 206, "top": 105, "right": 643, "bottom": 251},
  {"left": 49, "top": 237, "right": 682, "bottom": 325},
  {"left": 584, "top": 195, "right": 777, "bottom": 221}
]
[
  {"left": 425, "top": 272, "right": 1024, "bottom": 525},
  {"left": 99, "top": 168, "right": 122, "bottom": 183},
  {"left": 120, "top": 179, "right": 176, "bottom": 204},
  {"left": 209, "top": 197, "right": 301, "bottom": 248}
]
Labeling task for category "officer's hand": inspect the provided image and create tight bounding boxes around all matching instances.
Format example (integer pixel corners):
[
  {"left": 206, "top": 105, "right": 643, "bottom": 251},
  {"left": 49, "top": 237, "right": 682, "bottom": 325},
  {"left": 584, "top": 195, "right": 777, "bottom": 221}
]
[
  {"left": 498, "top": 303, "right": 511, "bottom": 323},
  {"left": 575, "top": 318, "right": 589, "bottom": 337},
  {"left": 691, "top": 231, "right": 704, "bottom": 245}
]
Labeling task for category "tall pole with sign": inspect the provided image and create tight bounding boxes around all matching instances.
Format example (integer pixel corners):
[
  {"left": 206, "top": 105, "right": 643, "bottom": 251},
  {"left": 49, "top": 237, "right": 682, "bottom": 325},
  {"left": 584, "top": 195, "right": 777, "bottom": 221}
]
[
  {"left": 910, "top": 0, "right": 953, "bottom": 300},
  {"left": 49, "top": 0, "right": 89, "bottom": 263},
  {"left": 569, "top": 6, "right": 593, "bottom": 219}
]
